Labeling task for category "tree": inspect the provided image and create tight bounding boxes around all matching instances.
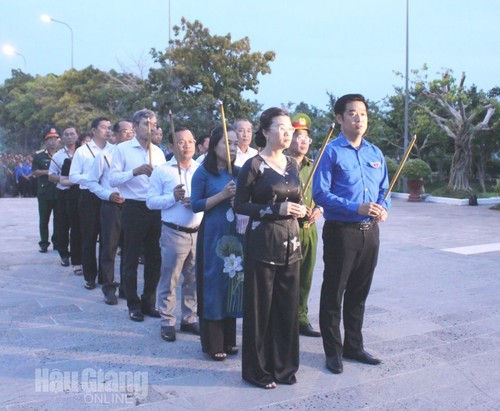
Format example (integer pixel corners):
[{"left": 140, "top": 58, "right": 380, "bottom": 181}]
[
  {"left": 148, "top": 18, "right": 275, "bottom": 136},
  {"left": 0, "top": 67, "right": 146, "bottom": 152},
  {"left": 382, "top": 67, "right": 450, "bottom": 175},
  {"left": 420, "top": 70, "right": 495, "bottom": 191}
]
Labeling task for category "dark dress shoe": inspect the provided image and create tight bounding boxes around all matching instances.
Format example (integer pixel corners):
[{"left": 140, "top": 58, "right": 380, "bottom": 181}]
[
  {"left": 161, "top": 326, "right": 176, "bottom": 342},
  {"left": 299, "top": 323, "right": 321, "bottom": 337},
  {"left": 84, "top": 281, "right": 96, "bottom": 290},
  {"left": 326, "top": 355, "right": 343, "bottom": 374},
  {"left": 39, "top": 245, "right": 48, "bottom": 253},
  {"left": 343, "top": 349, "right": 381, "bottom": 365},
  {"left": 141, "top": 305, "right": 161, "bottom": 318},
  {"left": 104, "top": 293, "right": 118, "bottom": 305},
  {"left": 180, "top": 322, "right": 200, "bottom": 335},
  {"left": 60, "top": 257, "right": 70, "bottom": 267},
  {"left": 129, "top": 309, "right": 144, "bottom": 322}
]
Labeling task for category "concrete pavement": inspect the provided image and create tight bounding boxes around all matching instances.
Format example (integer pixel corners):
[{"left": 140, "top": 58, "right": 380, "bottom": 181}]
[{"left": 0, "top": 197, "right": 499, "bottom": 410}]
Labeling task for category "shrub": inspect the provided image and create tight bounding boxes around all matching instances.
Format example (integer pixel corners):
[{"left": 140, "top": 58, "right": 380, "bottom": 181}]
[
  {"left": 402, "top": 158, "right": 432, "bottom": 179},
  {"left": 385, "top": 157, "right": 398, "bottom": 175}
]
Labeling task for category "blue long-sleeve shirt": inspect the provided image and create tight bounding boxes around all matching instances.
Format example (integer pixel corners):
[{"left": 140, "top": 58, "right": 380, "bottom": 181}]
[{"left": 312, "top": 132, "right": 390, "bottom": 223}]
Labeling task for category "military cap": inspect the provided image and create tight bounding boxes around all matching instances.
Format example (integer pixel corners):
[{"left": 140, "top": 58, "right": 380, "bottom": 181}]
[
  {"left": 44, "top": 128, "right": 60, "bottom": 140},
  {"left": 291, "top": 113, "right": 311, "bottom": 131}
]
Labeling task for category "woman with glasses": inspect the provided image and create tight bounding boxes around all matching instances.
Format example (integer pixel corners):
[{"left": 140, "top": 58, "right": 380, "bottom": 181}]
[{"left": 234, "top": 107, "right": 306, "bottom": 389}]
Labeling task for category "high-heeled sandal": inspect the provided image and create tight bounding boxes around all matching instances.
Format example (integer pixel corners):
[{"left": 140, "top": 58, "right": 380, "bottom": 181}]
[
  {"left": 224, "top": 345, "right": 239, "bottom": 355},
  {"left": 210, "top": 352, "right": 227, "bottom": 361}
]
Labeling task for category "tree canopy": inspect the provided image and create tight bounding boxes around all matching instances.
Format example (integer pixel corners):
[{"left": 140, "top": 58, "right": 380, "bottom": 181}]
[{"left": 0, "top": 19, "right": 499, "bottom": 195}]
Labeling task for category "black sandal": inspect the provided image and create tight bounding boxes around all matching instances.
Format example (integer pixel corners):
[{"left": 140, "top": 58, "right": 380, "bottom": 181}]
[{"left": 224, "top": 345, "right": 239, "bottom": 355}]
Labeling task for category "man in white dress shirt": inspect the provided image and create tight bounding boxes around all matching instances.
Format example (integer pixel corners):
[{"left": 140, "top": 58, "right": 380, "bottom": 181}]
[
  {"left": 233, "top": 119, "right": 257, "bottom": 167},
  {"left": 69, "top": 117, "right": 113, "bottom": 290},
  {"left": 48, "top": 126, "right": 82, "bottom": 272},
  {"left": 87, "top": 119, "right": 134, "bottom": 305},
  {"left": 109, "top": 109, "right": 166, "bottom": 322},
  {"left": 147, "top": 127, "right": 203, "bottom": 342}
]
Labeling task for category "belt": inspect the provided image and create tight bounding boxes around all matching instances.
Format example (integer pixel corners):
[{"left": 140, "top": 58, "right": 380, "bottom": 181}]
[
  {"left": 163, "top": 221, "right": 199, "bottom": 233},
  {"left": 328, "top": 221, "right": 375, "bottom": 231}
]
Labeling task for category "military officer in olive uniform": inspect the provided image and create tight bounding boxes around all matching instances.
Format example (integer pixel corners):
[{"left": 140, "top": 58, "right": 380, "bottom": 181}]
[
  {"left": 288, "top": 113, "right": 322, "bottom": 337},
  {"left": 32, "top": 127, "right": 60, "bottom": 253}
]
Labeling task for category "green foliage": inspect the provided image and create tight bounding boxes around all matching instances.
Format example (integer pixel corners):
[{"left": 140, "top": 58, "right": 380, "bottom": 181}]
[
  {"left": 385, "top": 156, "right": 398, "bottom": 175},
  {"left": 402, "top": 158, "right": 432, "bottom": 179},
  {"left": 148, "top": 18, "right": 275, "bottom": 137},
  {"left": 0, "top": 67, "right": 146, "bottom": 152},
  {"left": 494, "top": 180, "right": 500, "bottom": 195}
]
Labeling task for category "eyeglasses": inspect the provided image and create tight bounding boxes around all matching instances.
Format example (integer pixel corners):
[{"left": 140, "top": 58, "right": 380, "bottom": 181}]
[
  {"left": 294, "top": 135, "right": 312, "bottom": 144},
  {"left": 271, "top": 123, "right": 295, "bottom": 135},
  {"left": 120, "top": 129, "right": 134, "bottom": 135}
]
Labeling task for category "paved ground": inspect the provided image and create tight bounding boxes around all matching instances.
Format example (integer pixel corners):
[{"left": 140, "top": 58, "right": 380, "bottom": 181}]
[{"left": 0, "top": 197, "right": 499, "bottom": 410}]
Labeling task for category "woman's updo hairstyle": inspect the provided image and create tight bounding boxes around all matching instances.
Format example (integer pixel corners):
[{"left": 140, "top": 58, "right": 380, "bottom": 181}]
[{"left": 254, "top": 107, "right": 290, "bottom": 148}]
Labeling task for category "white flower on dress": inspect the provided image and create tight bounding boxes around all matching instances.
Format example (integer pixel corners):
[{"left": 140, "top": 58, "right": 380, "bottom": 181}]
[
  {"left": 223, "top": 254, "right": 243, "bottom": 278},
  {"left": 283, "top": 236, "right": 301, "bottom": 253},
  {"left": 259, "top": 206, "right": 272, "bottom": 218},
  {"left": 258, "top": 162, "right": 269, "bottom": 174},
  {"left": 251, "top": 221, "right": 261, "bottom": 230},
  {"left": 226, "top": 208, "right": 235, "bottom": 222}
]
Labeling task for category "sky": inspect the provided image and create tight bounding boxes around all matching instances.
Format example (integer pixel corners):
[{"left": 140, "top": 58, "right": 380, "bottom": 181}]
[{"left": 1, "top": 0, "right": 499, "bottom": 111}]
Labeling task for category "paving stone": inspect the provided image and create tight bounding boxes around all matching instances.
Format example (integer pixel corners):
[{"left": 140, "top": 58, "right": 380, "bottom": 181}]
[{"left": 1, "top": 196, "right": 499, "bottom": 410}]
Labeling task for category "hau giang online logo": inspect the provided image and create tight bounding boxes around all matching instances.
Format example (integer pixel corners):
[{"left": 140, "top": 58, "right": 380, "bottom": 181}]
[{"left": 35, "top": 368, "right": 148, "bottom": 402}]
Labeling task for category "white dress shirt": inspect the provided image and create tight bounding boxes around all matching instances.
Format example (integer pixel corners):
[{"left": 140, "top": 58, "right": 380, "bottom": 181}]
[
  {"left": 69, "top": 140, "right": 112, "bottom": 190},
  {"left": 146, "top": 158, "right": 203, "bottom": 228},
  {"left": 108, "top": 137, "right": 166, "bottom": 201},
  {"left": 195, "top": 153, "right": 207, "bottom": 164},
  {"left": 49, "top": 147, "right": 73, "bottom": 190},
  {"left": 235, "top": 146, "right": 258, "bottom": 167},
  {"left": 87, "top": 145, "right": 118, "bottom": 201}
]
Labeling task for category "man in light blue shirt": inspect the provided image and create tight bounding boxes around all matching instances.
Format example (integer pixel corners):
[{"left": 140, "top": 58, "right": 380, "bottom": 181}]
[{"left": 313, "top": 94, "right": 390, "bottom": 375}]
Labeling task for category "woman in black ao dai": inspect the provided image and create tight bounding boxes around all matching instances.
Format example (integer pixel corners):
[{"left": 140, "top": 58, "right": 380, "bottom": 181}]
[{"left": 234, "top": 107, "right": 307, "bottom": 389}]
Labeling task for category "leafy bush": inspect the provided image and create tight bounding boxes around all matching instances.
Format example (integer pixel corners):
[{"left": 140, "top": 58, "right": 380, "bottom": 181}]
[
  {"left": 385, "top": 157, "right": 398, "bottom": 175},
  {"left": 494, "top": 180, "right": 500, "bottom": 195},
  {"left": 402, "top": 159, "right": 432, "bottom": 179}
]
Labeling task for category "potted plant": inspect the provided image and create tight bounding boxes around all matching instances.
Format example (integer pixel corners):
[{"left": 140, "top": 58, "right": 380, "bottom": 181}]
[{"left": 402, "top": 158, "right": 432, "bottom": 201}]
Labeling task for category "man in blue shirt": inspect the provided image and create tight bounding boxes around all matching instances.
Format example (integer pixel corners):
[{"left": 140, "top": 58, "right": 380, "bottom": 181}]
[{"left": 313, "top": 94, "right": 390, "bottom": 375}]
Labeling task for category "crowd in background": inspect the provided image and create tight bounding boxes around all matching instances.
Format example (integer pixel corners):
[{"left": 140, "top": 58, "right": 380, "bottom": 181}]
[
  {"left": 0, "top": 133, "right": 92, "bottom": 198},
  {"left": 0, "top": 153, "right": 36, "bottom": 198}
]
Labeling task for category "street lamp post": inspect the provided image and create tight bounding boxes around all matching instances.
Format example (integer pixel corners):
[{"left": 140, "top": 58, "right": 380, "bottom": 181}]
[
  {"left": 2, "top": 44, "right": 27, "bottom": 69},
  {"left": 404, "top": 0, "right": 409, "bottom": 153},
  {"left": 41, "top": 14, "right": 74, "bottom": 69},
  {"left": 403, "top": 0, "right": 410, "bottom": 192}
]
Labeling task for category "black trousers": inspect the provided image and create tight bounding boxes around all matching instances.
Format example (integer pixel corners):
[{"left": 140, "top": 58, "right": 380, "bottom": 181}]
[
  {"left": 78, "top": 189, "right": 101, "bottom": 283},
  {"left": 201, "top": 318, "right": 236, "bottom": 355},
  {"left": 242, "top": 259, "right": 300, "bottom": 388},
  {"left": 37, "top": 197, "right": 58, "bottom": 248},
  {"left": 56, "top": 187, "right": 81, "bottom": 265},
  {"left": 121, "top": 200, "right": 161, "bottom": 310},
  {"left": 100, "top": 201, "right": 123, "bottom": 295},
  {"left": 319, "top": 221, "right": 380, "bottom": 357}
]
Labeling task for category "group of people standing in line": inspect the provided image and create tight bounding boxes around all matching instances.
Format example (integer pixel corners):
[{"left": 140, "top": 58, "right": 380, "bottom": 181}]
[{"left": 31, "top": 93, "right": 390, "bottom": 389}]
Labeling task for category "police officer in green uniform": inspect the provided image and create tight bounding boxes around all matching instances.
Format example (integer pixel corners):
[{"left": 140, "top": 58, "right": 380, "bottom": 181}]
[
  {"left": 289, "top": 113, "right": 322, "bottom": 337},
  {"left": 32, "top": 127, "right": 60, "bottom": 253}
]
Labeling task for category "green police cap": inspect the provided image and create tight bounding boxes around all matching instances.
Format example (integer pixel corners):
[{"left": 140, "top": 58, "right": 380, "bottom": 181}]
[{"left": 291, "top": 113, "right": 311, "bottom": 131}]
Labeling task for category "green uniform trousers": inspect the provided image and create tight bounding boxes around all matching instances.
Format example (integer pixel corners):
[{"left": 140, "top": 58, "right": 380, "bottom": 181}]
[{"left": 298, "top": 223, "right": 318, "bottom": 326}]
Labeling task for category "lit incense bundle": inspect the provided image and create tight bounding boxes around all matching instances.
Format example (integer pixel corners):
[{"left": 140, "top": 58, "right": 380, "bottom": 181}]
[{"left": 218, "top": 100, "right": 232, "bottom": 174}]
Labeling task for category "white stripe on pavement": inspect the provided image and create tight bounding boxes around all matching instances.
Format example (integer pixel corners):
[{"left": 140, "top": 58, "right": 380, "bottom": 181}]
[{"left": 442, "top": 243, "right": 500, "bottom": 255}]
